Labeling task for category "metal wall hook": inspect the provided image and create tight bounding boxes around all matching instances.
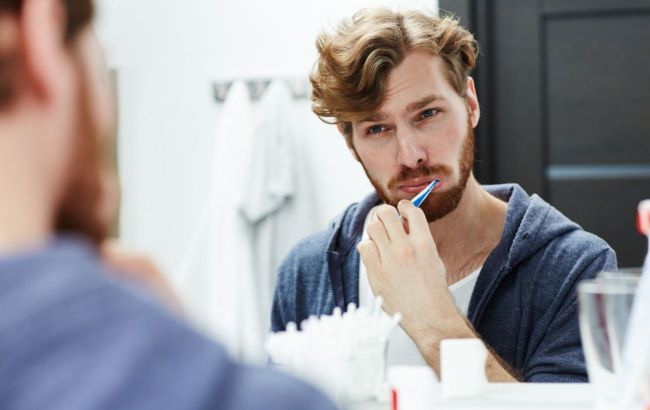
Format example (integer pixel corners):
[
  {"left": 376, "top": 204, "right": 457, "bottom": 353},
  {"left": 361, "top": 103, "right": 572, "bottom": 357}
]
[{"left": 213, "top": 77, "right": 311, "bottom": 103}]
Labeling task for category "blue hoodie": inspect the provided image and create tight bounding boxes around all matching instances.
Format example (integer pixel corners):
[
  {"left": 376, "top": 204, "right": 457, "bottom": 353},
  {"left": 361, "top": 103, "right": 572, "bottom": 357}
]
[
  {"left": 272, "top": 184, "right": 617, "bottom": 382},
  {"left": 0, "top": 237, "right": 337, "bottom": 410}
]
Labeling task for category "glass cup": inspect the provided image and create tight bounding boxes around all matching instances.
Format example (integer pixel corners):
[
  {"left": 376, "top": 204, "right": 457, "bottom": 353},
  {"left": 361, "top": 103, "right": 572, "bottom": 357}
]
[{"left": 578, "top": 273, "right": 640, "bottom": 410}]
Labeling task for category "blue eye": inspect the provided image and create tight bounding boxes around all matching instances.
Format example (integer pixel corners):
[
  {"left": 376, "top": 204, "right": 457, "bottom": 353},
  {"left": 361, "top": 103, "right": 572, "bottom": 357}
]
[
  {"left": 368, "top": 125, "right": 385, "bottom": 135},
  {"left": 419, "top": 108, "right": 438, "bottom": 120}
]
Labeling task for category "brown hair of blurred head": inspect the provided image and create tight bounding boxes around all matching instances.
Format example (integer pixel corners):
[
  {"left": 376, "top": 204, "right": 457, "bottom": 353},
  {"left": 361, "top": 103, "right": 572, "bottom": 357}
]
[
  {"left": 310, "top": 8, "right": 478, "bottom": 140},
  {"left": 0, "top": 0, "right": 94, "bottom": 107},
  {"left": 0, "top": 0, "right": 113, "bottom": 246}
]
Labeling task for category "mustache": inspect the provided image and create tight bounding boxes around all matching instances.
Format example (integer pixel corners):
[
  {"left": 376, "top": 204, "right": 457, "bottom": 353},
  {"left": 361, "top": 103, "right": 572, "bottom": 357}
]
[{"left": 387, "top": 164, "right": 452, "bottom": 190}]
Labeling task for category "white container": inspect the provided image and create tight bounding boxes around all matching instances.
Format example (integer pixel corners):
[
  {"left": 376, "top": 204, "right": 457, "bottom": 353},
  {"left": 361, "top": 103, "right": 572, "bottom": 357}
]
[
  {"left": 387, "top": 365, "right": 439, "bottom": 410},
  {"left": 341, "top": 340, "right": 387, "bottom": 402},
  {"left": 440, "top": 338, "right": 488, "bottom": 399}
]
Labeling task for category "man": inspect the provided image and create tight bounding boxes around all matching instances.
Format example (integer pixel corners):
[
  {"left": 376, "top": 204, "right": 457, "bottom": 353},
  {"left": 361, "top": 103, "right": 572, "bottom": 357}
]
[
  {"left": 0, "top": 0, "right": 336, "bottom": 408},
  {"left": 272, "top": 8, "right": 617, "bottom": 382}
]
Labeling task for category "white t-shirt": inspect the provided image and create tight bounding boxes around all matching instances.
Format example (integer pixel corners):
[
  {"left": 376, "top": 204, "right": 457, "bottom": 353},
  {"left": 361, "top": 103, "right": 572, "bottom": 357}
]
[{"left": 358, "top": 206, "right": 480, "bottom": 366}]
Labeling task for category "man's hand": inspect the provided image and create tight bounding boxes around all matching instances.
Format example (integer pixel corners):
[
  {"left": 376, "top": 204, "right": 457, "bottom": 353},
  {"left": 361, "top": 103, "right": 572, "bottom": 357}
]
[
  {"left": 101, "top": 240, "right": 183, "bottom": 315},
  {"left": 357, "top": 200, "right": 518, "bottom": 382},
  {"left": 357, "top": 200, "right": 461, "bottom": 341}
]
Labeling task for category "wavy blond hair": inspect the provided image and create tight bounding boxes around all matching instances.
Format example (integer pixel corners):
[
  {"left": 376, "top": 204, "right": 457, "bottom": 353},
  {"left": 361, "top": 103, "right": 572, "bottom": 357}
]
[{"left": 310, "top": 8, "right": 478, "bottom": 138}]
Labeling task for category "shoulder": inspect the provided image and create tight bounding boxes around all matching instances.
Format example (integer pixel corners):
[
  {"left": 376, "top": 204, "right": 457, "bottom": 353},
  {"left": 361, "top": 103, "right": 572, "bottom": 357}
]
[
  {"left": 501, "top": 185, "right": 617, "bottom": 276},
  {"left": 0, "top": 253, "right": 238, "bottom": 408},
  {"left": 498, "top": 189, "right": 617, "bottom": 300},
  {"left": 277, "top": 195, "right": 374, "bottom": 285},
  {"left": 223, "top": 366, "right": 337, "bottom": 410},
  {"left": 513, "top": 215, "right": 617, "bottom": 314},
  {"left": 272, "top": 224, "right": 337, "bottom": 330},
  {"left": 532, "top": 202, "right": 617, "bottom": 277},
  {"left": 276, "top": 228, "right": 334, "bottom": 286}
]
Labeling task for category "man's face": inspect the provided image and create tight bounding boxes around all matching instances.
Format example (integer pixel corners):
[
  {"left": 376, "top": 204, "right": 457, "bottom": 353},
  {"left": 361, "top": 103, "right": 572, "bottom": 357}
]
[
  {"left": 54, "top": 30, "right": 118, "bottom": 245},
  {"left": 349, "top": 50, "right": 479, "bottom": 222}
]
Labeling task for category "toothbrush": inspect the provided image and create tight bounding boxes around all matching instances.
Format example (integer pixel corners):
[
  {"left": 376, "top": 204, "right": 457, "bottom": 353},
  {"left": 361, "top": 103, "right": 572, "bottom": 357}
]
[{"left": 411, "top": 179, "right": 441, "bottom": 208}]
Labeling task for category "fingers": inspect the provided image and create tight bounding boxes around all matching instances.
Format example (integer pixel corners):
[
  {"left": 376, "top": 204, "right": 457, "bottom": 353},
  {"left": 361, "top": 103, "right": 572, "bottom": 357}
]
[
  {"left": 366, "top": 214, "right": 390, "bottom": 250},
  {"left": 396, "top": 200, "right": 429, "bottom": 237},
  {"left": 357, "top": 239, "right": 381, "bottom": 271},
  {"left": 366, "top": 202, "right": 439, "bottom": 266},
  {"left": 375, "top": 204, "right": 408, "bottom": 242},
  {"left": 397, "top": 200, "right": 438, "bottom": 257}
]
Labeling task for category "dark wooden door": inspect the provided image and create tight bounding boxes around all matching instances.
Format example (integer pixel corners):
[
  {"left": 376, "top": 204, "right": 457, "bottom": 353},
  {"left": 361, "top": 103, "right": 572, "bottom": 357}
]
[{"left": 441, "top": 0, "right": 650, "bottom": 267}]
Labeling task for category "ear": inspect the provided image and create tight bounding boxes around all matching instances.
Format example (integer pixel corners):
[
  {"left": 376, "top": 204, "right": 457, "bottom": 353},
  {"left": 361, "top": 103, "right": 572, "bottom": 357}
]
[
  {"left": 336, "top": 122, "right": 347, "bottom": 136},
  {"left": 465, "top": 77, "right": 480, "bottom": 128},
  {"left": 337, "top": 123, "right": 361, "bottom": 162},
  {"left": 20, "top": 0, "right": 70, "bottom": 103}
]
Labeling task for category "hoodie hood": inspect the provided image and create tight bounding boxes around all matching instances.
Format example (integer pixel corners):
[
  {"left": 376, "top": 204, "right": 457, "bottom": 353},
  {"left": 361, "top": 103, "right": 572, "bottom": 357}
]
[
  {"left": 484, "top": 184, "right": 582, "bottom": 271},
  {"left": 327, "top": 192, "right": 381, "bottom": 257}
]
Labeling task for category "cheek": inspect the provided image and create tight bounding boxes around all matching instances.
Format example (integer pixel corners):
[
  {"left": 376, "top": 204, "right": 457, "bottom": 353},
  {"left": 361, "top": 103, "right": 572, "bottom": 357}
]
[
  {"left": 99, "top": 168, "right": 120, "bottom": 226},
  {"left": 354, "top": 139, "right": 395, "bottom": 179},
  {"left": 88, "top": 70, "right": 114, "bottom": 140},
  {"left": 429, "top": 116, "right": 467, "bottom": 161},
  {"left": 48, "top": 64, "right": 81, "bottom": 190},
  {"left": 80, "top": 35, "right": 115, "bottom": 143}
]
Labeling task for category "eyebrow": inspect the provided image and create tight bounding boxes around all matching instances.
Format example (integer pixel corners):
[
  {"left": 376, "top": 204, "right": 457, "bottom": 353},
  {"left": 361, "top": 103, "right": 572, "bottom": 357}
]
[
  {"left": 360, "top": 112, "right": 389, "bottom": 123},
  {"left": 359, "top": 94, "right": 445, "bottom": 123},
  {"left": 406, "top": 94, "right": 444, "bottom": 113}
]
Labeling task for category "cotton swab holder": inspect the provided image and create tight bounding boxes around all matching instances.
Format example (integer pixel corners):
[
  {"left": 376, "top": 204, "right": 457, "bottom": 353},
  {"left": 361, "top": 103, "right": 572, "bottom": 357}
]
[{"left": 266, "top": 297, "right": 401, "bottom": 404}]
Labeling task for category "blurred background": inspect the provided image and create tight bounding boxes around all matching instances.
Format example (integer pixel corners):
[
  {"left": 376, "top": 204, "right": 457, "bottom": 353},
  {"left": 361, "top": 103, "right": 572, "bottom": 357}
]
[{"left": 93, "top": 0, "right": 649, "bottom": 363}]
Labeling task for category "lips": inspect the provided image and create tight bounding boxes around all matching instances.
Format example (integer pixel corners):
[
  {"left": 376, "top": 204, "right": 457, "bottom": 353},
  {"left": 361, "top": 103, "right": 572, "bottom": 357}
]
[{"left": 398, "top": 178, "right": 438, "bottom": 194}]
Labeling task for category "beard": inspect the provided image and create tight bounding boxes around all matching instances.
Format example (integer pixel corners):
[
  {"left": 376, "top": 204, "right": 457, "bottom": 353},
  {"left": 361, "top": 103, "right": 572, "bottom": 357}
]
[
  {"left": 54, "top": 60, "right": 113, "bottom": 247},
  {"left": 359, "top": 119, "right": 475, "bottom": 222}
]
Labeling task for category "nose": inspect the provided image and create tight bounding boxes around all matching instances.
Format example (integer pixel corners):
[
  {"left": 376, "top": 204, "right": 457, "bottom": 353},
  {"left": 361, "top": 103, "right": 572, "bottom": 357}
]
[{"left": 395, "top": 128, "right": 428, "bottom": 169}]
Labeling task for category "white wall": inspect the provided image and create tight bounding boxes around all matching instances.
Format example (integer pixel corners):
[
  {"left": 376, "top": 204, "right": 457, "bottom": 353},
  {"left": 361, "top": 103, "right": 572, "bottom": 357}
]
[
  {"left": 94, "top": 0, "right": 438, "bottom": 349},
  {"left": 95, "top": 0, "right": 437, "bottom": 275}
]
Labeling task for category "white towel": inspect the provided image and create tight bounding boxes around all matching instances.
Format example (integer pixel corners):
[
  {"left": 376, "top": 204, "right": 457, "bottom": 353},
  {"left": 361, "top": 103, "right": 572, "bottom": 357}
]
[
  {"left": 240, "top": 81, "right": 321, "bottom": 343},
  {"left": 177, "top": 81, "right": 263, "bottom": 363},
  {"left": 240, "top": 81, "right": 295, "bottom": 223}
]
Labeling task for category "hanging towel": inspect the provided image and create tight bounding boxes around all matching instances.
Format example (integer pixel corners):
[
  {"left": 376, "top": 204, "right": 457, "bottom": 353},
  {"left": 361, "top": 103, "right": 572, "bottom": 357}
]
[
  {"left": 240, "top": 80, "right": 320, "bottom": 339},
  {"left": 177, "top": 81, "right": 263, "bottom": 363}
]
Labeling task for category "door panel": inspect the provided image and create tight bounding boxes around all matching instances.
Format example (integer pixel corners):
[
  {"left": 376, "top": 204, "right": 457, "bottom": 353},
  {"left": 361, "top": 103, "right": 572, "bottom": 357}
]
[{"left": 440, "top": 0, "right": 650, "bottom": 266}]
